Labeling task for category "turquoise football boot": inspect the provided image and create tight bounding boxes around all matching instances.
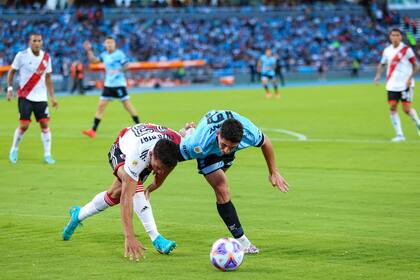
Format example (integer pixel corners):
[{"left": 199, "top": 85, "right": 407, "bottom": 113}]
[
  {"left": 9, "top": 149, "right": 18, "bottom": 164},
  {"left": 152, "top": 235, "right": 176, "bottom": 254},
  {"left": 62, "top": 206, "right": 82, "bottom": 240},
  {"left": 44, "top": 155, "right": 56, "bottom": 164}
]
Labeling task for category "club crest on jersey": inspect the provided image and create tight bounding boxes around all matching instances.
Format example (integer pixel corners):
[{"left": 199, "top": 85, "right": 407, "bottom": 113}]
[
  {"left": 132, "top": 160, "right": 138, "bottom": 167},
  {"left": 194, "top": 146, "right": 202, "bottom": 153}
]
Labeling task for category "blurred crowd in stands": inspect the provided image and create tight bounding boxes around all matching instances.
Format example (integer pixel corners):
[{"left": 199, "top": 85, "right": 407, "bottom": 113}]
[{"left": 0, "top": 2, "right": 419, "bottom": 76}]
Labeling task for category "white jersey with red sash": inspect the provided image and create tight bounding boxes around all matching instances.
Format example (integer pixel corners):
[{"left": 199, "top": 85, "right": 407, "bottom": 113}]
[
  {"left": 115, "top": 123, "right": 181, "bottom": 191},
  {"left": 381, "top": 43, "right": 416, "bottom": 92},
  {"left": 11, "top": 48, "right": 52, "bottom": 102}
]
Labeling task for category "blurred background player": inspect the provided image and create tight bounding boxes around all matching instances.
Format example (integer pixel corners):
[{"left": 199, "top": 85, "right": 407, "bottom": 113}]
[
  {"left": 374, "top": 28, "right": 420, "bottom": 142},
  {"left": 63, "top": 123, "right": 180, "bottom": 257},
  {"left": 82, "top": 36, "right": 140, "bottom": 138},
  {"left": 70, "top": 60, "right": 85, "bottom": 95},
  {"left": 257, "top": 48, "right": 279, "bottom": 98},
  {"left": 6, "top": 33, "right": 58, "bottom": 164},
  {"left": 158, "top": 110, "right": 289, "bottom": 254}
]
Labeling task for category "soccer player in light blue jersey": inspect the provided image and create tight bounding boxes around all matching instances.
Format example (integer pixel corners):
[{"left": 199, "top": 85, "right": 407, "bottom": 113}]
[
  {"left": 257, "top": 48, "right": 279, "bottom": 98},
  {"left": 148, "top": 110, "right": 289, "bottom": 254},
  {"left": 82, "top": 37, "right": 140, "bottom": 138}
]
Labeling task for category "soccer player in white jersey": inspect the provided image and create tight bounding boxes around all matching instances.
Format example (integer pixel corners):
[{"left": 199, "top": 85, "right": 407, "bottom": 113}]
[
  {"left": 374, "top": 28, "right": 420, "bottom": 142},
  {"left": 6, "top": 33, "right": 58, "bottom": 164},
  {"left": 63, "top": 124, "right": 180, "bottom": 260},
  {"left": 82, "top": 36, "right": 140, "bottom": 138}
]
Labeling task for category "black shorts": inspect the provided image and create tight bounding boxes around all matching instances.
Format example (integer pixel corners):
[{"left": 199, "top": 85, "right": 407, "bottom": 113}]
[
  {"left": 101, "top": 86, "right": 129, "bottom": 101},
  {"left": 18, "top": 97, "right": 49, "bottom": 123},
  {"left": 197, "top": 153, "right": 236, "bottom": 175},
  {"left": 261, "top": 73, "right": 275, "bottom": 80},
  {"left": 387, "top": 88, "right": 414, "bottom": 103}
]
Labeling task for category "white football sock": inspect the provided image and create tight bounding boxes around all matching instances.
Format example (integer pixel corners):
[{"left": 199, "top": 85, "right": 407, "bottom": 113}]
[
  {"left": 41, "top": 128, "right": 52, "bottom": 156},
  {"left": 78, "top": 191, "right": 110, "bottom": 221},
  {"left": 236, "top": 234, "right": 251, "bottom": 248},
  {"left": 133, "top": 192, "right": 160, "bottom": 241},
  {"left": 390, "top": 111, "right": 404, "bottom": 136},
  {"left": 408, "top": 108, "right": 420, "bottom": 126},
  {"left": 11, "top": 127, "right": 25, "bottom": 152}
]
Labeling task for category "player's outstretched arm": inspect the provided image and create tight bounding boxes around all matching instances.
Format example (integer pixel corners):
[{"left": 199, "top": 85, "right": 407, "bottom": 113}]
[
  {"left": 45, "top": 73, "right": 58, "bottom": 108},
  {"left": 120, "top": 170, "right": 146, "bottom": 262},
  {"left": 260, "top": 134, "right": 289, "bottom": 192},
  {"left": 83, "top": 41, "right": 101, "bottom": 64},
  {"left": 6, "top": 68, "right": 16, "bottom": 101}
]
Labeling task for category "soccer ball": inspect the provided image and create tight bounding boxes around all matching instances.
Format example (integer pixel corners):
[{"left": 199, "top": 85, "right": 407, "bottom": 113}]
[{"left": 210, "top": 237, "right": 244, "bottom": 271}]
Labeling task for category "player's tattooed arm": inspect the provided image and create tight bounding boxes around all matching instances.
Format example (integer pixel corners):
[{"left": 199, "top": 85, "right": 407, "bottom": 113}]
[
  {"left": 45, "top": 73, "right": 58, "bottom": 108},
  {"left": 260, "top": 134, "right": 289, "bottom": 193},
  {"left": 83, "top": 41, "right": 101, "bottom": 64},
  {"left": 120, "top": 170, "right": 146, "bottom": 262},
  {"left": 6, "top": 68, "right": 16, "bottom": 101}
]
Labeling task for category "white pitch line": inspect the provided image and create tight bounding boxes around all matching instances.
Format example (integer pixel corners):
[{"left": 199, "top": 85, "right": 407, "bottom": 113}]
[
  {"left": 264, "top": 128, "right": 420, "bottom": 144},
  {"left": 270, "top": 138, "right": 420, "bottom": 144},
  {"left": 262, "top": 128, "right": 308, "bottom": 141}
]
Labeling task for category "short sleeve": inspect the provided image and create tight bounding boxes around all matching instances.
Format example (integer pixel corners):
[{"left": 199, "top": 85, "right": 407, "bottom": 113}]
[
  {"left": 11, "top": 52, "right": 21, "bottom": 70},
  {"left": 380, "top": 50, "right": 387, "bottom": 65},
  {"left": 407, "top": 48, "right": 417, "bottom": 64},
  {"left": 238, "top": 116, "right": 265, "bottom": 148},
  {"left": 46, "top": 55, "right": 52, "bottom": 73},
  {"left": 120, "top": 51, "right": 128, "bottom": 65},
  {"left": 99, "top": 52, "right": 105, "bottom": 62}
]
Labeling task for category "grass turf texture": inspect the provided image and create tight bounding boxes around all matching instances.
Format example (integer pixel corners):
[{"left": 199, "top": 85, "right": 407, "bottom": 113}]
[{"left": 0, "top": 84, "right": 419, "bottom": 280}]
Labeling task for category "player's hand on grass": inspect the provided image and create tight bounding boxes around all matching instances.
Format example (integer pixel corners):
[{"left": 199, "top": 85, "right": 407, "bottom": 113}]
[
  {"left": 124, "top": 236, "right": 146, "bottom": 262},
  {"left": 269, "top": 171, "right": 289, "bottom": 192},
  {"left": 6, "top": 88, "right": 13, "bottom": 101},
  {"left": 83, "top": 41, "right": 92, "bottom": 51}
]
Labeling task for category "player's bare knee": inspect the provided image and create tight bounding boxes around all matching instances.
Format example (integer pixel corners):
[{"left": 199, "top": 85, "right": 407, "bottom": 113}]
[
  {"left": 20, "top": 123, "right": 30, "bottom": 131},
  {"left": 214, "top": 185, "right": 230, "bottom": 203},
  {"left": 39, "top": 122, "right": 49, "bottom": 129},
  {"left": 402, "top": 104, "right": 411, "bottom": 114}
]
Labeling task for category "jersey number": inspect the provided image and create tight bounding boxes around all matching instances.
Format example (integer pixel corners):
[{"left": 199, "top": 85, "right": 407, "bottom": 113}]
[{"left": 206, "top": 111, "right": 234, "bottom": 125}]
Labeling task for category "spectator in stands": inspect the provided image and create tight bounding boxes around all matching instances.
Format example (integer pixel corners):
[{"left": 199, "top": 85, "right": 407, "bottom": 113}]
[
  {"left": 61, "top": 57, "right": 71, "bottom": 92},
  {"left": 0, "top": 10, "right": 398, "bottom": 77},
  {"left": 351, "top": 58, "right": 360, "bottom": 77}
]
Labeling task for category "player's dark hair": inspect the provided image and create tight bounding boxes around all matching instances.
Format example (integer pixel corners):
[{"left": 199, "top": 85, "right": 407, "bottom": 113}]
[
  {"left": 389, "top": 28, "right": 403, "bottom": 35},
  {"left": 153, "top": 139, "right": 179, "bottom": 169},
  {"left": 29, "top": 33, "right": 42, "bottom": 39},
  {"left": 220, "top": 119, "right": 243, "bottom": 143},
  {"left": 105, "top": 36, "right": 115, "bottom": 41}
]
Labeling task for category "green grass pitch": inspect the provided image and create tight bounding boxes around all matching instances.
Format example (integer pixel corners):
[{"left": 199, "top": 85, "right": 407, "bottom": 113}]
[{"left": 0, "top": 84, "right": 419, "bottom": 279}]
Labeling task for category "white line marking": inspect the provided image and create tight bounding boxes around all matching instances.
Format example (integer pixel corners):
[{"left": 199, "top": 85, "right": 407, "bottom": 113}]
[
  {"left": 270, "top": 138, "right": 420, "bottom": 144},
  {"left": 262, "top": 128, "right": 308, "bottom": 141}
]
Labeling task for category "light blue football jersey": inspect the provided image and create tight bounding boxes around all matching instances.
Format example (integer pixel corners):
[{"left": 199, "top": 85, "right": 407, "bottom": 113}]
[
  {"left": 260, "top": 55, "right": 277, "bottom": 76},
  {"left": 100, "top": 49, "right": 128, "bottom": 87},
  {"left": 180, "top": 110, "right": 265, "bottom": 160}
]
